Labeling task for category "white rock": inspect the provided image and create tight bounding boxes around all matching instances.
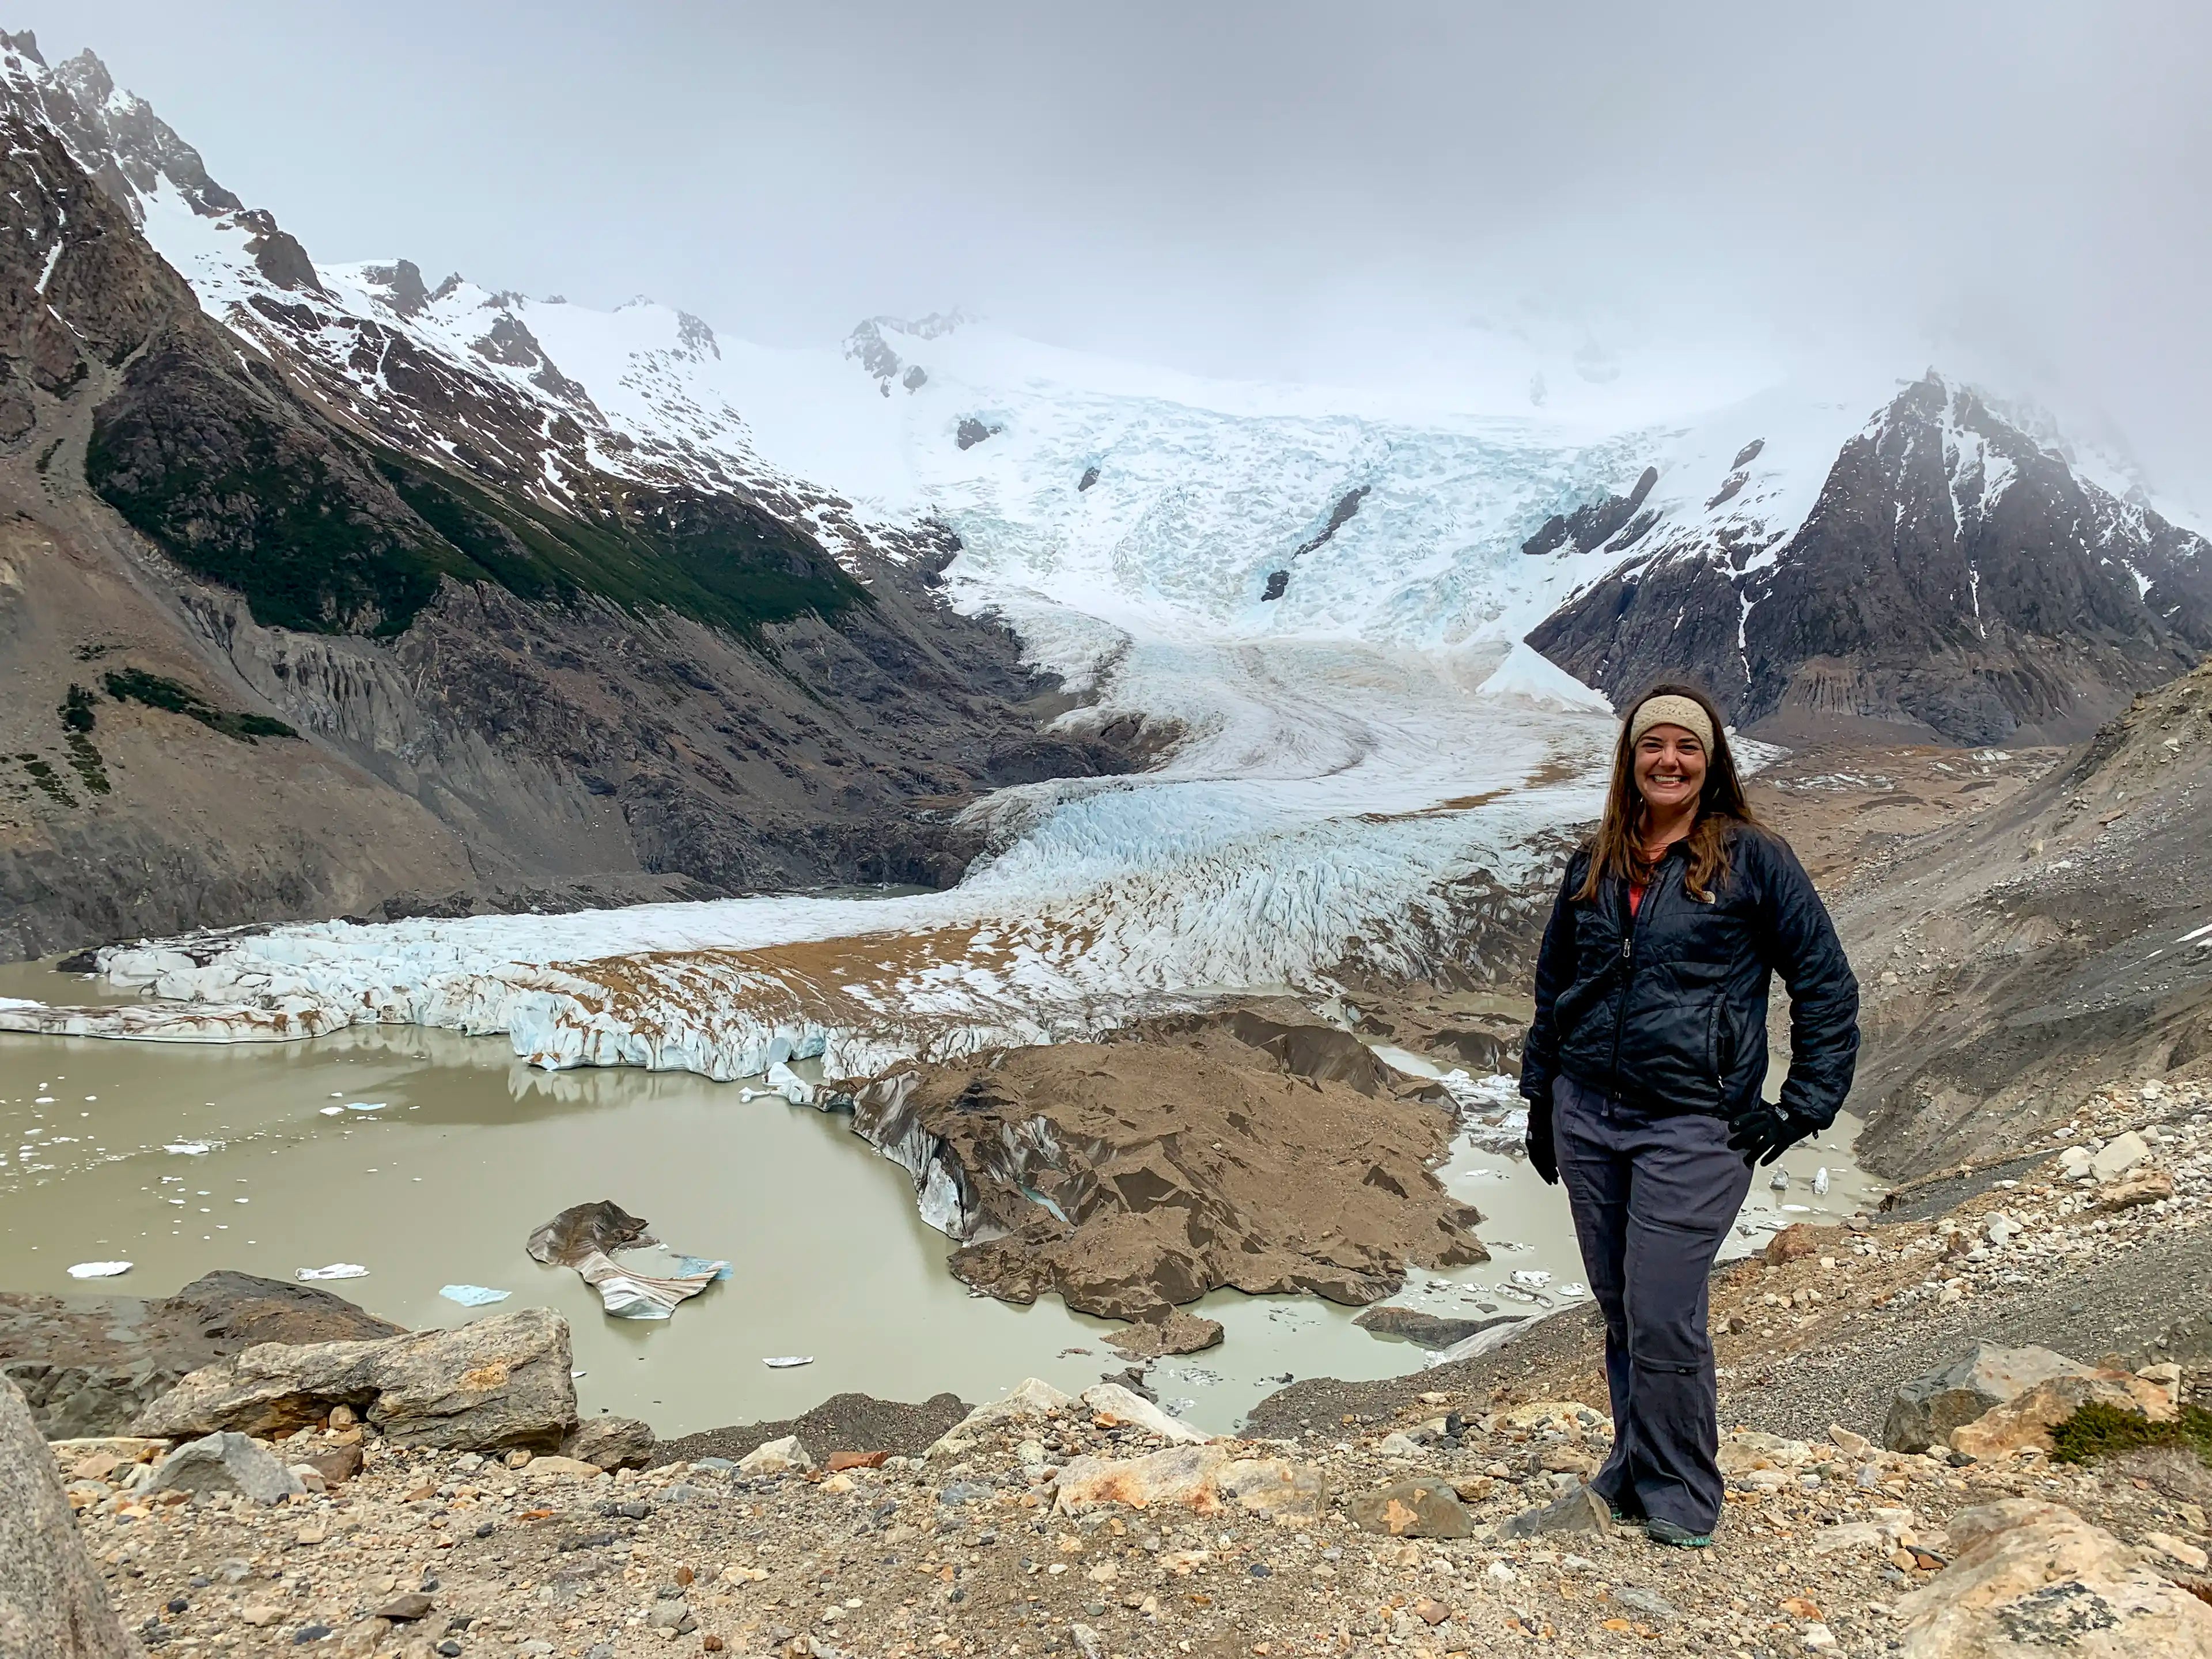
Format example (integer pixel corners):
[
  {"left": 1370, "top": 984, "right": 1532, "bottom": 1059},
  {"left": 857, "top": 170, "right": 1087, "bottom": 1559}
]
[
  {"left": 927, "top": 1378, "right": 1076, "bottom": 1457},
  {"left": 1078, "top": 1384, "right": 1209, "bottom": 1445},
  {"left": 2089, "top": 1131, "right": 2149, "bottom": 1182},
  {"left": 736, "top": 1435, "right": 813, "bottom": 1475}
]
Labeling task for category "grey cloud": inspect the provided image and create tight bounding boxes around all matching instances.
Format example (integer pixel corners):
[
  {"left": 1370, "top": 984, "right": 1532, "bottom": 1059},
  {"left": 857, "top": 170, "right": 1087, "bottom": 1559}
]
[{"left": 17, "top": 0, "right": 2211, "bottom": 501}]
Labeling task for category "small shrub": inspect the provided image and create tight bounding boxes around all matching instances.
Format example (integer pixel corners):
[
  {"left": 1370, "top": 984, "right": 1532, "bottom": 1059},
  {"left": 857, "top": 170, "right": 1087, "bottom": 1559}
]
[
  {"left": 100, "top": 668, "right": 299, "bottom": 745},
  {"left": 2050, "top": 1401, "right": 2212, "bottom": 1468}
]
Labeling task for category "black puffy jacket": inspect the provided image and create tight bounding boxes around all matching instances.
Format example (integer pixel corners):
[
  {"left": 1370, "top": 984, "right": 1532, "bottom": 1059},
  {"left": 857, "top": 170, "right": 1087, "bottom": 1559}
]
[{"left": 1521, "top": 825, "right": 1859, "bottom": 1129}]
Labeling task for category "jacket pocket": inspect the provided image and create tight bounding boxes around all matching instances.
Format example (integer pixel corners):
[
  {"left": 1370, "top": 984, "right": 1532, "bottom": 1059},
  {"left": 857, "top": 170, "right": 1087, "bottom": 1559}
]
[{"left": 1705, "top": 1001, "right": 1726, "bottom": 1088}]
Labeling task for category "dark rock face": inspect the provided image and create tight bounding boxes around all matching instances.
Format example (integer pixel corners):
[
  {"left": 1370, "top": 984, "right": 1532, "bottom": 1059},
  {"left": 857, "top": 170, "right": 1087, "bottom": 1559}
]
[
  {"left": 955, "top": 416, "right": 1000, "bottom": 450},
  {"left": 1530, "top": 377, "right": 2212, "bottom": 743},
  {"left": 1521, "top": 465, "right": 1658, "bottom": 558}
]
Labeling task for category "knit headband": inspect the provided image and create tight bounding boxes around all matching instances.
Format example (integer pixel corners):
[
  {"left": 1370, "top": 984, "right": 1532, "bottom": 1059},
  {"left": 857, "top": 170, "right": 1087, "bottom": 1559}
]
[{"left": 1627, "top": 694, "right": 1715, "bottom": 754}]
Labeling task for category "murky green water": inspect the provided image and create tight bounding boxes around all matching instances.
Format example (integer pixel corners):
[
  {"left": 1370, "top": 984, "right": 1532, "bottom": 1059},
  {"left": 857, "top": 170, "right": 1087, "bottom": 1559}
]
[{"left": 0, "top": 960, "right": 1880, "bottom": 1435}]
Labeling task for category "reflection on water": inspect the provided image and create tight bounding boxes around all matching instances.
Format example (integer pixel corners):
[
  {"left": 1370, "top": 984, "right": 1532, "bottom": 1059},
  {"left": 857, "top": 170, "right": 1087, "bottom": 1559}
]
[{"left": 0, "top": 958, "right": 1882, "bottom": 1435}]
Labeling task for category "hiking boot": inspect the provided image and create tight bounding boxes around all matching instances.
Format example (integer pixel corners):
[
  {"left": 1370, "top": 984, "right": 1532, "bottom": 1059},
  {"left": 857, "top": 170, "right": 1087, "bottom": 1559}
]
[{"left": 1643, "top": 1517, "right": 1713, "bottom": 1548}]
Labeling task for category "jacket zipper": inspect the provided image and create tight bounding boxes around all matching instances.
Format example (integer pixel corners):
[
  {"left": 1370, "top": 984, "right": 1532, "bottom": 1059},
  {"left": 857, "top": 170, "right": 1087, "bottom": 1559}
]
[{"left": 1606, "top": 852, "right": 1664, "bottom": 1094}]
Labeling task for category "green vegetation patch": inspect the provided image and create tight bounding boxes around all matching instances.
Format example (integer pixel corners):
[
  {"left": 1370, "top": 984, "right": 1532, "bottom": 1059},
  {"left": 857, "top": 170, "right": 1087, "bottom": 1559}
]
[
  {"left": 84, "top": 338, "right": 866, "bottom": 642},
  {"left": 370, "top": 452, "right": 870, "bottom": 638},
  {"left": 59, "top": 683, "right": 112, "bottom": 795},
  {"left": 101, "top": 668, "right": 299, "bottom": 744},
  {"left": 14, "top": 752, "right": 73, "bottom": 808},
  {"left": 2050, "top": 1400, "right": 2212, "bottom": 1469}
]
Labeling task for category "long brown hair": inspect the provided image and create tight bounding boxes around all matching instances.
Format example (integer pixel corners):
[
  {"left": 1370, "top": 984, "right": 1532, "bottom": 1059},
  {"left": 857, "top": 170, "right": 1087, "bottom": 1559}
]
[{"left": 1575, "top": 681, "right": 1761, "bottom": 904}]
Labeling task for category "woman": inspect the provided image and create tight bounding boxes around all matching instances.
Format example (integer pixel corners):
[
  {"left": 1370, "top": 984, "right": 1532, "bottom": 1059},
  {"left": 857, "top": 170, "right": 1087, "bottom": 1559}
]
[{"left": 1520, "top": 684, "right": 1858, "bottom": 1547}]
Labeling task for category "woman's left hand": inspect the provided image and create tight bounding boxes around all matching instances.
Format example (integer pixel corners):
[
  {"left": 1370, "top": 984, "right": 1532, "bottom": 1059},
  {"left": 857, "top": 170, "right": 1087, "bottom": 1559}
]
[{"left": 1726, "top": 1105, "right": 1816, "bottom": 1168}]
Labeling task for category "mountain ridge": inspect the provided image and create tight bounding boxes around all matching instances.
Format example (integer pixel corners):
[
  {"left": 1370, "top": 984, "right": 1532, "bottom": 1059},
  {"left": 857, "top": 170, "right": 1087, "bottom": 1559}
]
[{"left": 0, "top": 32, "right": 1137, "bottom": 961}]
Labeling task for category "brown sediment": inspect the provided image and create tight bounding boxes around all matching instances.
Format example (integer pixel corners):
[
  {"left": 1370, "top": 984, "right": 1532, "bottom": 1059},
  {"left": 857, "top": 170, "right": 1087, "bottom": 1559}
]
[{"left": 855, "top": 1029, "right": 1487, "bottom": 1324}]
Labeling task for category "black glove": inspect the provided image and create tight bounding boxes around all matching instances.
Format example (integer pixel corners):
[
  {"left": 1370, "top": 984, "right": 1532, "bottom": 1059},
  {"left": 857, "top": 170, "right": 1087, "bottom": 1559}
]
[
  {"left": 1525, "top": 1100, "right": 1559, "bottom": 1186},
  {"left": 1727, "top": 1105, "right": 1817, "bottom": 1168}
]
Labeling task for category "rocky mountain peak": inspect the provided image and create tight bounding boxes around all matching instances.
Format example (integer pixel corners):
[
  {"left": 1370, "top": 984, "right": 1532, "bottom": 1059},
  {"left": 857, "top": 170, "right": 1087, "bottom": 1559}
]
[
  {"left": 357, "top": 259, "right": 430, "bottom": 317},
  {"left": 0, "top": 39, "right": 242, "bottom": 224},
  {"left": 1528, "top": 373, "right": 2212, "bottom": 744}
]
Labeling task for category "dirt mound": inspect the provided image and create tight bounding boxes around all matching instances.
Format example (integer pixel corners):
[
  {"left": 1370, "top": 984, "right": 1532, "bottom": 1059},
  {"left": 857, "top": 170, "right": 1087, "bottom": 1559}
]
[
  {"left": 654, "top": 1391, "right": 969, "bottom": 1465},
  {"left": 851, "top": 1031, "right": 1486, "bottom": 1323}
]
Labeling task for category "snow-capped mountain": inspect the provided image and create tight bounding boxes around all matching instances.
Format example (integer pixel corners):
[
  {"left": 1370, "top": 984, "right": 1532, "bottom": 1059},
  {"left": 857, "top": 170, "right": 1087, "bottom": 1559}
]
[
  {"left": 15, "top": 29, "right": 2199, "bottom": 757},
  {"left": 1529, "top": 376, "right": 2212, "bottom": 743}
]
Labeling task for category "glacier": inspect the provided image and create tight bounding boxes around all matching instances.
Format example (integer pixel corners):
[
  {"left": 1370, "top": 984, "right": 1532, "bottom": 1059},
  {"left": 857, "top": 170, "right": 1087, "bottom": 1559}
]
[{"left": 2, "top": 33, "right": 1878, "bottom": 1089}]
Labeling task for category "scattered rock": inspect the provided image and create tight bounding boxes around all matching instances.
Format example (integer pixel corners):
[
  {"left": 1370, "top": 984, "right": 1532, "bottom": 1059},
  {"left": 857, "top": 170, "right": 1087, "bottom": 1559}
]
[
  {"left": 1078, "top": 1384, "right": 1209, "bottom": 1444},
  {"left": 737, "top": 1436, "right": 813, "bottom": 1476},
  {"left": 1764, "top": 1222, "right": 1827, "bottom": 1265},
  {"left": 1884, "top": 1343, "right": 2095, "bottom": 1453},
  {"left": 2099, "top": 1168, "right": 2177, "bottom": 1210},
  {"left": 0, "top": 1377, "right": 140, "bottom": 1657},
  {"left": 559, "top": 1415, "right": 655, "bottom": 1471},
  {"left": 1948, "top": 1372, "right": 2178, "bottom": 1461},
  {"left": 1895, "top": 1498, "right": 2212, "bottom": 1656},
  {"left": 2088, "top": 1131, "right": 2150, "bottom": 1183},
  {"left": 1349, "top": 1477, "right": 1474, "bottom": 1539},
  {"left": 1718, "top": 1430, "right": 1814, "bottom": 1475},
  {"left": 1609, "top": 1585, "right": 1680, "bottom": 1622},
  {"left": 131, "top": 1308, "right": 577, "bottom": 1451},
  {"left": 147, "top": 1430, "right": 306, "bottom": 1504},
  {"left": 1105, "top": 1310, "right": 1224, "bottom": 1359},
  {"left": 297, "top": 1442, "right": 362, "bottom": 1486},
  {"left": 1500, "top": 1483, "right": 1613, "bottom": 1538},
  {"left": 1054, "top": 1444, "right": 1324, "bottom": 1520},
  {"left": 371, "top": 1592, "right": 434, "bottom": 1622},
  {"left": 2143, "top": 1532, "right": 2210, "bottom": 1573}
]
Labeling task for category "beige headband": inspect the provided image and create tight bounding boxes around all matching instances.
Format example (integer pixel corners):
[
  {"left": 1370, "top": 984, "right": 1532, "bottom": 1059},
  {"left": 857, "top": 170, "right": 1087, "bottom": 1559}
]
[{"left": 1627, "top": 694, "right": 1715, "bottom": 754}]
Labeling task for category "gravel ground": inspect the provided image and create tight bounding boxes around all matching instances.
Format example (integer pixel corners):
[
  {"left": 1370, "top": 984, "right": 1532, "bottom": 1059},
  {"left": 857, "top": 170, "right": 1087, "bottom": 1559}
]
[{"left": 75, "top": 1367, "right": 2210, "bottom": 1659}]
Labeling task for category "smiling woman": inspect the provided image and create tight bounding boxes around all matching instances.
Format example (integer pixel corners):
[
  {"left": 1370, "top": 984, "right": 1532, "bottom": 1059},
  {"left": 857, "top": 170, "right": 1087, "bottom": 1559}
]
[{"left": 1516, "top": 681, "right": 1860, "bottom": 1548}]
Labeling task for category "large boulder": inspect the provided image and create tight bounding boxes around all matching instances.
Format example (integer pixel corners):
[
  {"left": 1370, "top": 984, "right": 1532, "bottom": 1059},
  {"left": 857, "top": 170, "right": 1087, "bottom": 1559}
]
[
  {"left": 1884, "top": 1343, "right": 2094, "bottom": 1453},
  {"left": 1895, "top": 1498, "right": 2212, "bottom": 1656},
  {"left": 131, "top": 1308, "right": 576, "bottom": 1452},
  {"left": 0, "top": 1377, "right": 141, "bottom": 1658}
]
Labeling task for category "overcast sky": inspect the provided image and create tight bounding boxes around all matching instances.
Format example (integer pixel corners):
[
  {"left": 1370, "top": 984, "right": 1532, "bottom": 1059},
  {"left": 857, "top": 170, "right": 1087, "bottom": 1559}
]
[{"left": 18, "top": 0, "right": 2211, "bottom": 501}]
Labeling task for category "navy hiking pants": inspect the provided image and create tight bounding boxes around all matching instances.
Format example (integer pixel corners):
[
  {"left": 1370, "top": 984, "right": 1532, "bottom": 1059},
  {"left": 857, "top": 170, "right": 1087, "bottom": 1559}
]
[{"left": 1553, "top": 1071, "right": 1752, "bottom": 1535}]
